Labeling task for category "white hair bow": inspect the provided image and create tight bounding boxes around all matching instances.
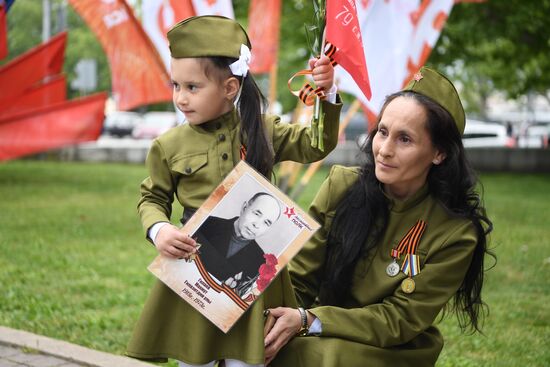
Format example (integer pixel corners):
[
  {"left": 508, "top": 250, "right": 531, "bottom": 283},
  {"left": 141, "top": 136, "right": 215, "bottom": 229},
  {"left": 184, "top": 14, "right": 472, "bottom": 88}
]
[{"left": 229, "top": 44, "right": 251, "bottom": 77}]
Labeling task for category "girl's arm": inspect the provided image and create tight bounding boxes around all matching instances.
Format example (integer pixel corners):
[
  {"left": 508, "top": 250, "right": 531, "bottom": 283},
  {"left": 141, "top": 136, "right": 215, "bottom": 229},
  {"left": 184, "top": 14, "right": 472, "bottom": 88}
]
[
  {"left": 269, "top": 98, "right": 342, "bottom": 164},
  {"left": 138, "top": 139, "right": 197, "bottom": 258},
  {"left": 270, "top": 57, "right": 343, "bottom": 163}
]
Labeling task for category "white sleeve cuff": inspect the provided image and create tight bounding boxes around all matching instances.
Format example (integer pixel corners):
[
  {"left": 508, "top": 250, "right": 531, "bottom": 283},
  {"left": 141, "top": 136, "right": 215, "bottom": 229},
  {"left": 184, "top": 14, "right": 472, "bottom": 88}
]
[
  {"left": 148, "top": 222, "right": 169, "bottom": 245},
  {"left": 307, "top": 317, "right": 322, "bottom": 335},
  {"left": 325, "top": 84, "right": 338, "bottom": 104}
]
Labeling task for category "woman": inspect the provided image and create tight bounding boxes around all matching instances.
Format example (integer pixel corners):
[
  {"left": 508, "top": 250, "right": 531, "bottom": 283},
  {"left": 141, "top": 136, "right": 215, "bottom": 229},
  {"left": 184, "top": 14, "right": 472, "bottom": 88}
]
[{"left": 264, "top": 67, "right": 494, "bottom": 367}]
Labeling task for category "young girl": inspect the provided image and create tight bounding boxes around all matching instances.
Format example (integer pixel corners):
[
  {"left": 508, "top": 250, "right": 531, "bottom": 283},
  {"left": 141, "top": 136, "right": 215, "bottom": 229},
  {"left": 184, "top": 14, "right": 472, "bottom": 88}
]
[{"left": 126, "top": 16, "right": 342, "bottom": 367}]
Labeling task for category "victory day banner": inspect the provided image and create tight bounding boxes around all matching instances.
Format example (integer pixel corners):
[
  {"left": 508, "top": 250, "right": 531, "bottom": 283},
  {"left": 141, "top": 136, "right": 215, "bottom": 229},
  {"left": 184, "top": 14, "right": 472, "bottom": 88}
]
[
  {"left": 141, "top": 0, "right": 195, "bottom": 71},
  {"left": 68, "top": 0, "right": 172, "bottom": 110},
  {"left": 248, "top": 0, "right": 282, "bottom": 74},
  {"left": 191, "top": 0, "right": 234, "bottom": 18},
  {"left": 334, "top": 0, "right": 454, "bottom": 123},
  {"left": 326, "top": 0, "right": 372, "bottom": 100},
  {"left": 149, "top": 161, "right": 319, "bottom": 333}
]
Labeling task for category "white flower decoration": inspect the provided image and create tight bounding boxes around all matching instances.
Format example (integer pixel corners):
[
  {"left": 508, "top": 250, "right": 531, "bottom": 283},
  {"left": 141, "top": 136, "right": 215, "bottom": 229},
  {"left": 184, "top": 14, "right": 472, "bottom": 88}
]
[{"left": 229, "top": 44, "right": 251, "bottom": 77}]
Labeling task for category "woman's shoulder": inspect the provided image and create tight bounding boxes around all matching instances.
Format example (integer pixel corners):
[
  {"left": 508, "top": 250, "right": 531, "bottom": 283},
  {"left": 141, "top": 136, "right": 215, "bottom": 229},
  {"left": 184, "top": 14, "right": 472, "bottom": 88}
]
[
  {"left": 425, "top": 196, "right": 479, "bottom": 248},
  {"left": 314, "top": 165, "right": 361, "bottom": 212},
  {"left": 326, "top": 165, "right": 361, "bottom": 190}
]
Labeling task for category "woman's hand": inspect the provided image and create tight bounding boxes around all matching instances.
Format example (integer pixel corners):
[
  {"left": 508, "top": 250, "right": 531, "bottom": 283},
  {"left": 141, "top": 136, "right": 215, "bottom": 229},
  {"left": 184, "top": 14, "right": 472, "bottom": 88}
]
[
  {"left": 309, "top": 55, "right": 335, "bottom": 91},
  {"left": 264, "top": 307, "right": 302, "bottom": 365},
  {"left": 155, "top": 224, "right": 197, "bottom": 259}
]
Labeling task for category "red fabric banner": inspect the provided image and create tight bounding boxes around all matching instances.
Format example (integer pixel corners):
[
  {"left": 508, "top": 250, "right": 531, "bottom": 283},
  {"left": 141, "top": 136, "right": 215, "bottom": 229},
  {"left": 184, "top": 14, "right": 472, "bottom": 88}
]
[
  {"left": 141, "top": 0, "right": 196, "bottom": 71},
  {"left": 0, "top": 92, "right": 107, "bottom": 161},
  {"left": 68, "top": 0, "right": 172, "bottom": 110},
  {"left": 248, "top": 0, "right": 282, "bottom": 74},
  {"left": 0, "top": 3, "right": 7, "bottom": 60},
  {"left": 0, "top": 31, "right": 66, "bottom": 101},
  {"left": 326, "top": 0, "right": 372, "bottom": 100},
  {"left": 0, "top": 75, "right": 66, "bottom": 119},
  {"left": 170, "top": 0, "right": 195, "bottom": 21}
]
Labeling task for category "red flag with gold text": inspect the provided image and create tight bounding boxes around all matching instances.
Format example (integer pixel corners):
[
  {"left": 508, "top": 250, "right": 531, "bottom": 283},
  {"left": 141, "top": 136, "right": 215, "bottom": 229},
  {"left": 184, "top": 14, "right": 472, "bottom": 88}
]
[
  {"left": 68, "top": 0, "right": 172, "bottom": 110},
  {"left": 326, "top": 0, "right": 371, "bottom": 100}
]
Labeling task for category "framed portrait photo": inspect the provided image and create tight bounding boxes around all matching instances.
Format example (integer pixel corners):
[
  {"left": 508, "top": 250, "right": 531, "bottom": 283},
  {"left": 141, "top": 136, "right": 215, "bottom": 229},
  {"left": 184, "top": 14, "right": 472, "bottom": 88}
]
[{"left": 148, "top": 160, "right": 320, "bottom": 333}]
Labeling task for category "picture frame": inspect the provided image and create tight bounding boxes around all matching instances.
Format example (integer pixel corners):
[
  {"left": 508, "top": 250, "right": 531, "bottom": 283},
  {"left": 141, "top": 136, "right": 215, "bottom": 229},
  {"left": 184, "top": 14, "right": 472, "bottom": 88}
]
[{"left": 148, "top": 160, "right": 320, "bottom": 333}]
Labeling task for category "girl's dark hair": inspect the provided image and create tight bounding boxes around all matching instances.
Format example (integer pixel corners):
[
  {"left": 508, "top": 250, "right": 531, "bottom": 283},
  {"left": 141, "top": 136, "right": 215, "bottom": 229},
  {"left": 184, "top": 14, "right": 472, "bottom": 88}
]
[
  {"left": 200, "top": 57, "right": 273, "bottom": 178},
  {"left": 320, "top": 91, "right": 494, "bottom": 333}
]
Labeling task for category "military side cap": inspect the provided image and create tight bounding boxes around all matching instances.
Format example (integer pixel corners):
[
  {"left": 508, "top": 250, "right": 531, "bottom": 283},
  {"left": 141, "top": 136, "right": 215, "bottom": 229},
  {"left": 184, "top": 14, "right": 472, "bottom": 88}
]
[
  {"left": 167, "top": 15, "right": 251, "bottom": 59},
  {"left": 403, "top": 66, "right": 466, "bottom": 135}
]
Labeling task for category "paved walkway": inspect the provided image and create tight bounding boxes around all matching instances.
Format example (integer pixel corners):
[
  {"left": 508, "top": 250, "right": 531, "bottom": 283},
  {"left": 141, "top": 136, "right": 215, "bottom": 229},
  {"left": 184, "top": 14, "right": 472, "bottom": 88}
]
[{"left": 0, "top": 327, "right": 152, "bottom": 367}]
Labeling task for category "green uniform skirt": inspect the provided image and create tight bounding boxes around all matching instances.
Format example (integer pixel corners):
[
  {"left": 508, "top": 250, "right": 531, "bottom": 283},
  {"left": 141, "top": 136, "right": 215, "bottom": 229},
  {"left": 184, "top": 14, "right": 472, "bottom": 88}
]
[
  {"left": 270, "top": 326, "right": 443, "bottom": 367},
  {"left": 127, "top": 268, "right": 297, "bottom": 365}
]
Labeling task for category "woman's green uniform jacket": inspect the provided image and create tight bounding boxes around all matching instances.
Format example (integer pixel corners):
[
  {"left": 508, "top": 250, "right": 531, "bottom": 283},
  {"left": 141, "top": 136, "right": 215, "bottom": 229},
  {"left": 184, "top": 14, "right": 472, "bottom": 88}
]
[
  {"left": 272, "top": 165, "right": 478, "bottom": 367},
  {"left": 127, "top": 100, "right": 342, "bottom": 365}
]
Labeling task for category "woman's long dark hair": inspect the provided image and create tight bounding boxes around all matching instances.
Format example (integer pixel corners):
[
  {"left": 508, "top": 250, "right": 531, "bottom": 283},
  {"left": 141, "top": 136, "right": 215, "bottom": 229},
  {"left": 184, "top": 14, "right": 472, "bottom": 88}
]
[
  {"left": 320, "top": 91, "right": 494, "bottom": 333},
  {"left": 201, "top": 57, "right": 273, "bottom": 178}
]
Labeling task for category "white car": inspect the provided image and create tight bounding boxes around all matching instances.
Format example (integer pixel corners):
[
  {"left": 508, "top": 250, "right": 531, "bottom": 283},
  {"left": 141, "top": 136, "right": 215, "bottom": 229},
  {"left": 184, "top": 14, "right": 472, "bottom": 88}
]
[
  {"left": 462, "top": 119, "right": 514, "bottom": 148},
  {"left": 517, "top": 123, "right": 550, "bottom": 148},
  {"left": 132, "top": 111, "right": 177, "bottom": 140},
  {"left": 102, "top": 111, "right": 143, "bottom": 137}
]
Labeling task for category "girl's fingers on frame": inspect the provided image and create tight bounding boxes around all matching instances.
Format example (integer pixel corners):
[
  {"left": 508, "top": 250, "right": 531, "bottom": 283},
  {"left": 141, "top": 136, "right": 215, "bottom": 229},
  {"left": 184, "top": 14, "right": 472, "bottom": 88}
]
[
  {"left": 172, "top": 240, "right": 196, "bottom": 253},
  {"left": 174, "top": 230, "right": 193, "bottom": 243}
]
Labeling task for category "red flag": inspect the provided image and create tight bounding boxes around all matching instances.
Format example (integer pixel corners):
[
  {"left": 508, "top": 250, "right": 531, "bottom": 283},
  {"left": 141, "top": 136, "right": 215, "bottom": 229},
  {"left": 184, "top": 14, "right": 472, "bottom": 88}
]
[
  {"left": 68, "top": 0, "right": 172, "bottom": 111},
  {"left": 0, "top": 31, "right": 66, "bottom": 101},
  {"left": 0, "top": 2, "right": 7, "bottom": 60},
  {"left": 0, "top": 75, "right": 66, "bottom": 119},
  {"left": 0, "top": 92, "right": 107, "bottom": 161},
  {"left": 248, "top": 0, "right": 282, "bottom": 74},
  {"left": 326, "top": 0, "right": 372, "bottom": 100},
  {"left": 141, "top": 0, "right": 196, "bottom": 71}
]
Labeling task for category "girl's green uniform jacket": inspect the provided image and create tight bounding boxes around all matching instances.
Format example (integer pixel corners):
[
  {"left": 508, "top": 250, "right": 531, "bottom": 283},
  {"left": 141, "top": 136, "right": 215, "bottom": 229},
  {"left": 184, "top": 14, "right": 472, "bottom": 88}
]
[
  {"left": 127, "top": 100, "right": 342, "bottom": 365},
  {"left": 272, "top": 165, "right": 478, "bottom": 367}
]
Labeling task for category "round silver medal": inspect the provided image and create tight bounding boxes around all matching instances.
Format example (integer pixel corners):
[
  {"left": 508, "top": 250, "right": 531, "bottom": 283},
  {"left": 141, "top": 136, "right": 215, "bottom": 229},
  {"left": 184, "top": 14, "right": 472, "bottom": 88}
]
[{"left": 386, "top": 260, "right": 400, "bottom": 277}]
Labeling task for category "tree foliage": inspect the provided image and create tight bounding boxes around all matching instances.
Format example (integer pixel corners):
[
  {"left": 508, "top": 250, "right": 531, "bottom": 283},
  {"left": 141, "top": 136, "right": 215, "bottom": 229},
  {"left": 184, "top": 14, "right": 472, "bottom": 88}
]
[{"left": 430, "top": 0, "right": 550, "bottom": 116}]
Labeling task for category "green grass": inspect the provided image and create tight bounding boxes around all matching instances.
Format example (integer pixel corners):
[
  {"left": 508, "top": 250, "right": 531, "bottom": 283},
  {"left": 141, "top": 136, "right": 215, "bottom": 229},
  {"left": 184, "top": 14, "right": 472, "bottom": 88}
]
[{"left": 1, "top": 161, "right": 549, "bottom": 366}]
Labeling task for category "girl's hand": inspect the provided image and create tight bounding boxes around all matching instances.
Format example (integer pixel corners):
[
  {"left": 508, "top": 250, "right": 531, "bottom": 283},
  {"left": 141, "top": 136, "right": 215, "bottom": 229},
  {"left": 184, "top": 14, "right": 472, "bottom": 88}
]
[
  {"left": 155, "top": 224, "right": 197, "bottom": 259},
  {"left": 309, "top": 55, "right": 334, "bottom": 91},
  {"left": 264, "top": 307, "right": 302, "bottom": 366}
]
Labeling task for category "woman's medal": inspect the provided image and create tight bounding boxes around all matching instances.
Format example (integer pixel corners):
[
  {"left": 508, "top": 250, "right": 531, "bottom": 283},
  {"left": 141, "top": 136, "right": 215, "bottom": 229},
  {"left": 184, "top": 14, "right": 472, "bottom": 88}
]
[
  {"left": 396, "top": 220, "right": 427, "bottom": 294},
  {"left": 386, "top": 249, "right": 400, "bottom": 277},
  {"left": 386, "top": 260, "right": 400, "bottom": 277},
  {"left": 401, "top": 277, "right": 416, "bottom": 294}
]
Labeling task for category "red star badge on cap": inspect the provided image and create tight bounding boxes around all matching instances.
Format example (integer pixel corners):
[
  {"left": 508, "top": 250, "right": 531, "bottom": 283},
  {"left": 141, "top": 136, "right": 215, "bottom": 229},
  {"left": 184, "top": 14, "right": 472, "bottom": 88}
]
[{"left": 413, "top": 72, "right": 423, "bottom": 82}]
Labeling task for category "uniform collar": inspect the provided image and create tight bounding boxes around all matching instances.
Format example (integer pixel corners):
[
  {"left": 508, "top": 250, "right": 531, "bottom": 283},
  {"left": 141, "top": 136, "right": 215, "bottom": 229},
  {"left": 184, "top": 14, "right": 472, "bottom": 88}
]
[
  {"left": 384, "top": 184, "right": 429, "bottom": 213},
  {"left": 189, "top": 108, "right": 240, "bottom": 133}
]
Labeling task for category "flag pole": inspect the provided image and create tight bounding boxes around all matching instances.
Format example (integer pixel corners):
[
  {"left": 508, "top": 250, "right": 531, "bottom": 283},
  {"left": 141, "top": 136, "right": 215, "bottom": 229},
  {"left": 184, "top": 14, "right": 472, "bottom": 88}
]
[
  {"left": 290, "top": 98, "right": 362, "bottom": 200},
  {"left": 267, "top": 62, "right": 278, "bottom": 114}
]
